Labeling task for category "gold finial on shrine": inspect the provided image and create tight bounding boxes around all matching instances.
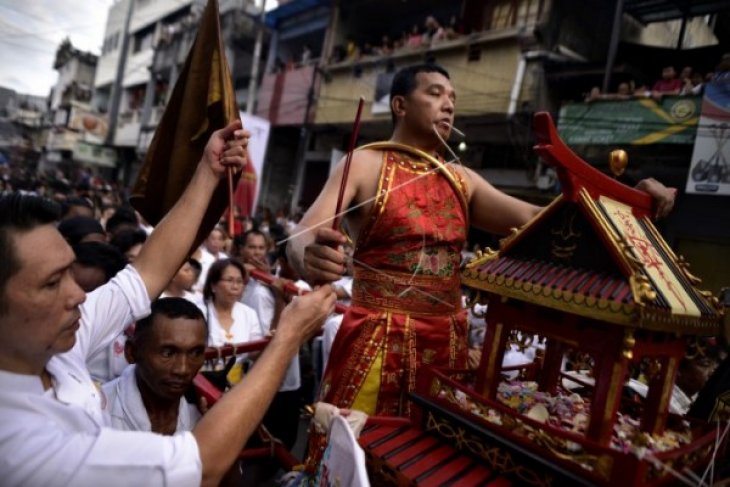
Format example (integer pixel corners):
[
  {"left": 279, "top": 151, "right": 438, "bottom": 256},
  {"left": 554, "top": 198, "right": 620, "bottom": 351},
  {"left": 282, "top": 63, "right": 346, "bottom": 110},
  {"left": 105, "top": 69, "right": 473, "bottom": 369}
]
[
  {"left": 622, "top": 330, "right": 636, "bottom": 360},
  {"left": 609, "top": 149, "right": 628, "bottom": 177}
]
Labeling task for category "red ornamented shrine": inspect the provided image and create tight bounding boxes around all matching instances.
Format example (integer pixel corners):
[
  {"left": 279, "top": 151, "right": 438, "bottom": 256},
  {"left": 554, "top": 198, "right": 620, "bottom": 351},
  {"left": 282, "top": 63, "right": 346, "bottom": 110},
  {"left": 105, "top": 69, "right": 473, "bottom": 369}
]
[{"left": 360, "top": 112, "right": 725, "bottom": 486}]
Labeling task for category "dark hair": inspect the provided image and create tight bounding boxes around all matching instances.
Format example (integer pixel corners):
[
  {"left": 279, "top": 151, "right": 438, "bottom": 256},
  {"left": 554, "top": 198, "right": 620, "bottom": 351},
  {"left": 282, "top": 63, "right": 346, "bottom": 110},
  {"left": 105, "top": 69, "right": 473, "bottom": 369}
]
[
  {"left": 72, "top": 241, "right": 127, "bottom": 282},
  {"left": 203, "top": 258, "right": 246, "bottom": 302},
  {"left": 58, "top": 216, "right": 105, "bottom": 246},
  {"left": 389, "top": 63, "right": 450, "bottom": 125},
  {"left": 134, "top": 297, "right": 207, "bottom": 346},
  {"left": 0, "top": 194, "right": 61, "bottom": 312},
  {"left": 241, "top": 229, "right": 266, "bottom": 246},
  {"left": 187, "top": 257, "right": 202, "bottom": 277},
  {"left": 105, "top": 206, "right": 138, "bottom": 235},
  {"left": 109, "top": 228, "right": 147, "bottom": 255},
  {"left": 61, "top": 196, "right": 93, "bottom": 217}
]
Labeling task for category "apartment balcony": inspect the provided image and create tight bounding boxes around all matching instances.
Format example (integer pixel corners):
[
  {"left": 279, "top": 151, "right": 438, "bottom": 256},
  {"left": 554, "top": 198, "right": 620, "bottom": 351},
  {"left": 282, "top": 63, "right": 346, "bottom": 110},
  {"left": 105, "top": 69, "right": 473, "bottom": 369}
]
[
  {"left": 256, "top": 64, "right": 317, "bottom": 126},
  {"left": 314, "top": 28, "right": 525, "bottom": 125},
  {"left": 115, "top": 109, "right": 142, "bottom": 147}
]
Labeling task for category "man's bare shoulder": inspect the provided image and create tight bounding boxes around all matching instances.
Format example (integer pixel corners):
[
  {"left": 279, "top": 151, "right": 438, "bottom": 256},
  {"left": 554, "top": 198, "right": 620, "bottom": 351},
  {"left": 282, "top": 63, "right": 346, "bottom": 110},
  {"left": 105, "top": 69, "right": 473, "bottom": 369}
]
[
  {"left": 449, "top": 163, "right": 477, "bottom": 200},
  {"left": 352, "top": 148, "right": 384, "bottom": 165},
  {"left": 340, "top": 148, "right": 384, "bottom": 181}
]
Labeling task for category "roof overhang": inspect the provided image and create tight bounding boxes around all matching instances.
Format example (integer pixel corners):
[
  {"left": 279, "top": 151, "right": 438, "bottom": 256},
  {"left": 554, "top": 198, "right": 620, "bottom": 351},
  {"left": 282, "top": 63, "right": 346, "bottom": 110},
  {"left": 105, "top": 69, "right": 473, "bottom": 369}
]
[{"left": 624, "top": 0, "right": 730, "bottom": 24}]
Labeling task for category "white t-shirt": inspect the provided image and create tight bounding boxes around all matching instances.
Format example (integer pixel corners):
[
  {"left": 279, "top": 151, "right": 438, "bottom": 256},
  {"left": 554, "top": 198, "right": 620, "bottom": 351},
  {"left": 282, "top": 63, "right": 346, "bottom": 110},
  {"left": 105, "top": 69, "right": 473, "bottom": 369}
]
[
  {"left": 0, "top": 266, "right": 202, "bottom": 486},
  {"left": 102, "top": 365, "right": 201, "bottom": 432},
  {"left": 241, "top": 279, "right": 307, "bottom": 392},
  {"left": 199, "top": 300, "right": 263, "bottom": 348}
]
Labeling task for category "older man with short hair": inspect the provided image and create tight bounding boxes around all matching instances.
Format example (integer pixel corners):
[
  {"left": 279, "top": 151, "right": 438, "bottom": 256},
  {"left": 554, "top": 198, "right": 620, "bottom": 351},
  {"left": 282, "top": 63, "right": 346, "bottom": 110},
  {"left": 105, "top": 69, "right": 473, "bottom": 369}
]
[{"left": 0, "top": 122, "right": 336, "bottom": 487}]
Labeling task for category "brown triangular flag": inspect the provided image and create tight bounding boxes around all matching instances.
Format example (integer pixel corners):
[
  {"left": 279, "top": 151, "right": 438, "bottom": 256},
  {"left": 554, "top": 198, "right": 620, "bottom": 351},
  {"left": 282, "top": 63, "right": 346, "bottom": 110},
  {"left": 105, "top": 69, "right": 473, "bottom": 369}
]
[{"left": 130, "top": 0, "right": 239, "bottom": 248}]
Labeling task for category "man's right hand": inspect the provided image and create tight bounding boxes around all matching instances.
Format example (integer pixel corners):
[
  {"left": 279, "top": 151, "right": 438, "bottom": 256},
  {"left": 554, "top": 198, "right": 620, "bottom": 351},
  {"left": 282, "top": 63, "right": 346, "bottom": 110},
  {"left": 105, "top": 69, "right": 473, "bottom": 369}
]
[
  {"left": 302, "top": 228, "right": 348, "bottom": 283},
  {"left": 277, "top": 285, "right": 337, "bottom": 344}
]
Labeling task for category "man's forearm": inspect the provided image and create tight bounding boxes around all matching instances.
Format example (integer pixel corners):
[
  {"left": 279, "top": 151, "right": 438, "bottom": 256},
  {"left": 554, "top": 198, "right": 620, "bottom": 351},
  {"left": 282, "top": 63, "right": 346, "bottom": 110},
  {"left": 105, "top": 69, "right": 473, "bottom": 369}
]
[{"left": 192, "top": 329, "right": 299, "bottom": 487}]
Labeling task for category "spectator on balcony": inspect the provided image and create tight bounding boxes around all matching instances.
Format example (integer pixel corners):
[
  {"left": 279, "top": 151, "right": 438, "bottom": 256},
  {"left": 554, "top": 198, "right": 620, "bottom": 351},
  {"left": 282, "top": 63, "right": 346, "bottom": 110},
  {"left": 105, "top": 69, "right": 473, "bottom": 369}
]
[
  {"left": 330, "top": 45, "right": 346, "bottom": 64},
  {"left": 713, "top": 52, "right": 730, "bottom": 81},
  {"left": 394, "top": 31, "right": 408, "bottom": 50},
  {"left": 375, "top": 35, "right": 393, "bottom": 56},
  {"left": 346, "top": 37, "right": 359, "bottom": 60},
  {"left": 406, "top": 24, "right": 423, "bottom": 49},
  {"left": 360, "top": 42, "right": 374, "bottom": 58},
  {"left": 423, "top": 15, "right": 446, "bottom": 46},
  {"left": 681, "top": 71, "right": 705, "bottom": 96},
  {"left": 651, "top": 66, "right": 682, "bottom": 99},
  {"left": 445, "top": 15, "right": 463, "bottom": 39},
  {"left": 679, "top": 66, "right": 693, "bottom": 84},
  {"left": 301, "top": 44, "right": 312, "bottom": 66},
  {"left": 585, "top": 81, "right": 633, "bottom": 102}
]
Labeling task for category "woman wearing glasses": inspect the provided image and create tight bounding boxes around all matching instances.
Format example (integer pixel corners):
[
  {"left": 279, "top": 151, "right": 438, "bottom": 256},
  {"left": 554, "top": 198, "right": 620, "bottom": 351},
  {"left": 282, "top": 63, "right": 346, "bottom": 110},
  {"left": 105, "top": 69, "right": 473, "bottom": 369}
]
[{"left": 200, "top": 259, "right": 263, "bottom": 382}]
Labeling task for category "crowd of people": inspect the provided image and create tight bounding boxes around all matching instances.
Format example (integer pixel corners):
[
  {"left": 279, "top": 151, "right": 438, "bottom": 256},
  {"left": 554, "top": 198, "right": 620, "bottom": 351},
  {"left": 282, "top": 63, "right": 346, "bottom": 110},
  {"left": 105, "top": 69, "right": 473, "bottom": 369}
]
[
  {"left": 0, "top": 61, "right": 727, "bottom": 486},
  {"left": 330, "top": 14, "right": 463, "bottom": 64},
  {"left": 586, "top": 53, "right": 730, "bottom": 102}
]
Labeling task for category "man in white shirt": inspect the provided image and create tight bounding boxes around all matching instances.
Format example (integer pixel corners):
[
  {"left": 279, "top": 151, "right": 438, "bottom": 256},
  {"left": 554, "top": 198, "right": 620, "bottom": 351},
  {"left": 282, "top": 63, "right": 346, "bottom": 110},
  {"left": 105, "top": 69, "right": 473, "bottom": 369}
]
[
  {"left": 102, "top": 297, "right": 206, "bottom": 434},
  {"left": 0, "top": 121, "right": 337, "bottom": 487}
]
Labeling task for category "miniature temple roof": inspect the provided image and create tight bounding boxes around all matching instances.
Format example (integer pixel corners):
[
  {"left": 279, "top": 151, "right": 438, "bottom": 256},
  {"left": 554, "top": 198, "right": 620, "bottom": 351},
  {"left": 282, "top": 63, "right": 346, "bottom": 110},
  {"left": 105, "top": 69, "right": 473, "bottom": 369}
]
[{"left": 462, "top": 112, "right": 723, "bottom": 335}]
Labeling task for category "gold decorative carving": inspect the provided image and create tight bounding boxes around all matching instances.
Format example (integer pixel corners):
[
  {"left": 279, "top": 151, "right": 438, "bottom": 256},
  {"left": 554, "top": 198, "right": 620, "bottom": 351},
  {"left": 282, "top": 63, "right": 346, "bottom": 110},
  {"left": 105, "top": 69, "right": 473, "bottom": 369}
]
[
  {"left": 433, "top": 383, "right": 614, "bottom": 482},
  {"left": 550, "top": 206, "right": 582, "bottom": 260},
  {"left": 629, "top": 274, "right": 657, "bottom": 305},
  {"left": 425, "top": 412, "right": 552, "bottom": 486}
]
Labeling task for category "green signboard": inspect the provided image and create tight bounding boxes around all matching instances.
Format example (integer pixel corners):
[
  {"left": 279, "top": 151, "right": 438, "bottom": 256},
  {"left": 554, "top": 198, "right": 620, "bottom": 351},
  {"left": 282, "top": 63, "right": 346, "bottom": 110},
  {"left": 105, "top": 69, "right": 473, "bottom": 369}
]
[{"left": 558, "top": 96, "right": 700, "bottom": 145}]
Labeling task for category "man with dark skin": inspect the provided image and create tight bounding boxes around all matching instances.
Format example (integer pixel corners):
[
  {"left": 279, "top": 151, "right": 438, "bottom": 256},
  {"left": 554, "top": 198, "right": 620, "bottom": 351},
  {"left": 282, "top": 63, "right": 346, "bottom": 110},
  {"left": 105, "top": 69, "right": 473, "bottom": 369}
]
[
  {"left": 103, "top": 298, "right": 207, "bottom": 434},
  {"left": 235, "top": 229, "right": 271, "bottom": 274},
  {"left": 288, "top": 64, "right": 677, "bottom": 467}
]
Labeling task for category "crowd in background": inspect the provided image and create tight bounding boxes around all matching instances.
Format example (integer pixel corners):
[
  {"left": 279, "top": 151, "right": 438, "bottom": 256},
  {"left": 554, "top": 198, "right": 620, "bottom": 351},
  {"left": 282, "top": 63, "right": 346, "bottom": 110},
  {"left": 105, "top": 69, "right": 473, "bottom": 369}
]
[{"left": 585, "top": 52, "right": 730, "bottom": 102}]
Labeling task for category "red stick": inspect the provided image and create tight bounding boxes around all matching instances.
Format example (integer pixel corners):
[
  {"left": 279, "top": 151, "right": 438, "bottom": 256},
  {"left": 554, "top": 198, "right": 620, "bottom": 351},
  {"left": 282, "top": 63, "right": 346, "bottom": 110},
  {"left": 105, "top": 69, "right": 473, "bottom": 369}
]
[
  {"left": 332, "top": 97, "right": 365, "bottom": 230},
  {"left": 249, "top": 267, "right": 347, "bottom": 314},
  {"left": 226, "top": 166, "right": 235, "bottom": 237}
]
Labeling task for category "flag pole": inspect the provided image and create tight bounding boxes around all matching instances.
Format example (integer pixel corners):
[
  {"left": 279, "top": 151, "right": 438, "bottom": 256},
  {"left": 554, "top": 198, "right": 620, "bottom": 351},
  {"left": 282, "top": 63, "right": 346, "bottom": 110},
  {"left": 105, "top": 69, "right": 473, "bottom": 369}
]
[{"left": 227, "top": 165, "right": 236, "bottom": 237}]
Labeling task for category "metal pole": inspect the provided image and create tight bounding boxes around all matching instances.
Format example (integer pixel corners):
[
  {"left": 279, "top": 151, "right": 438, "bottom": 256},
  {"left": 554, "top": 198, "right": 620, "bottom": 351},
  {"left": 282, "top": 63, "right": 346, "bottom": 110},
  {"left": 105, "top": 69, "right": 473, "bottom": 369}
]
[
  {"left": 676, "top": 16, "right": 687, "bottom": 50},
  {"left": 602, "top": 0, "right": 624, "bottom": 94},
  {"left": 291, "top": 66, "right": 318, "bottom": 213},
  {"left": 246, "top": 0, "right": 267, "bottom": 115},
  {"left": 106, "top": 0, "right": 135, "bottom": 147},
  {"left": 137, "top": 40, "right": 160, "bottom": 153}
]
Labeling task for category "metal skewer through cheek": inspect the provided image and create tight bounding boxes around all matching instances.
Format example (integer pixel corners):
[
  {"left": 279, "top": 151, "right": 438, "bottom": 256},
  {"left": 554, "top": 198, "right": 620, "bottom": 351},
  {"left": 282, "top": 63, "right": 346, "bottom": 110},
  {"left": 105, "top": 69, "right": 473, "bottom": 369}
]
[{"left": 433, "top": 123, "right": 464, "bottom": 165}]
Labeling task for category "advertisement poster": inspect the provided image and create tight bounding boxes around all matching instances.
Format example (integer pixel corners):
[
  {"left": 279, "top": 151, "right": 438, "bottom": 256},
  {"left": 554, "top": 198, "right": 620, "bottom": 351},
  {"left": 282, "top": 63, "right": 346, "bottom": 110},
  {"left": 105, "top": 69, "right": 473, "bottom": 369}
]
[{"left": 685, "top": 76, "right": 730, "bottom": 195}]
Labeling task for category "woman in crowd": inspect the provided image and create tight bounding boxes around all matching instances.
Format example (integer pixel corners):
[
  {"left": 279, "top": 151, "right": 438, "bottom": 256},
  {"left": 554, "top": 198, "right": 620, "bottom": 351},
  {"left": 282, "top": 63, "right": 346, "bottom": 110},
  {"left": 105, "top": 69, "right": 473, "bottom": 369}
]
[{"left": 200, "top": 259, "right": 263, "bottom": 382}]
